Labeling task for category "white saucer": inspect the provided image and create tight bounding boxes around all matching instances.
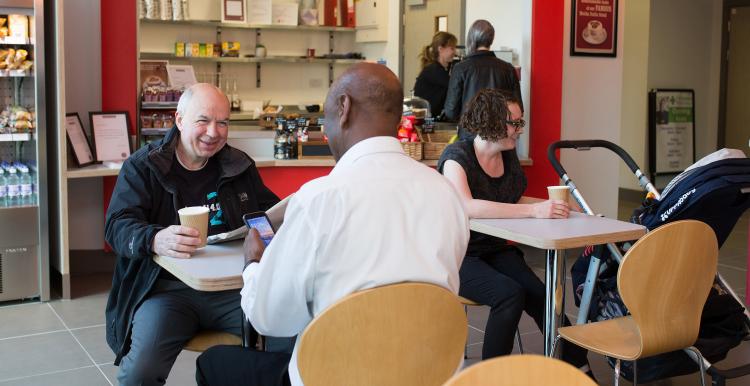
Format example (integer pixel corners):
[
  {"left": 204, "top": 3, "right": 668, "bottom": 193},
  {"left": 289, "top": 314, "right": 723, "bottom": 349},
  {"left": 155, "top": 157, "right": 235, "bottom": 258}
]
[{"left": 582, "top": 27, "right": 607, "bottom": 45}]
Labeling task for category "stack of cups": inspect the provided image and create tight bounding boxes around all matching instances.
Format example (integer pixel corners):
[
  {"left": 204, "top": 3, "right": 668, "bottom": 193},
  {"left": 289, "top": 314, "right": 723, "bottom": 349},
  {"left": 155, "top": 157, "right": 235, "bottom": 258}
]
[{"left": 178, "top": 206, "right": 209, "bottom": 248}]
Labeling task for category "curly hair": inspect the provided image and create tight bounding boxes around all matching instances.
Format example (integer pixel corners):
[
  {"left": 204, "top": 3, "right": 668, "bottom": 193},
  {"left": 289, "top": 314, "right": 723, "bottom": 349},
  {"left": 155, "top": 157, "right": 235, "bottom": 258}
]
[{"left": 459, "top": 89, "right": 521, "bottom": 142}]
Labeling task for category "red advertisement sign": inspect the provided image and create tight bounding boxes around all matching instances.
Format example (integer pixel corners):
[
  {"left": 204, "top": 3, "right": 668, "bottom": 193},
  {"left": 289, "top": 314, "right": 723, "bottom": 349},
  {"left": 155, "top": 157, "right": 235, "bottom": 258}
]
[{"left": 570, "top": 0, "right": 618, "bottom": 57}]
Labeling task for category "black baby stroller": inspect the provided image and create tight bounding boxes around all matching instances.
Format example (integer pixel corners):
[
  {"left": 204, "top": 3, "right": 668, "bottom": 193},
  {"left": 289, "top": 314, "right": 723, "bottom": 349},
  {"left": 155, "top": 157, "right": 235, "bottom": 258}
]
[{"left": 548, "top": 140, "right": 750, "bottom": 385}]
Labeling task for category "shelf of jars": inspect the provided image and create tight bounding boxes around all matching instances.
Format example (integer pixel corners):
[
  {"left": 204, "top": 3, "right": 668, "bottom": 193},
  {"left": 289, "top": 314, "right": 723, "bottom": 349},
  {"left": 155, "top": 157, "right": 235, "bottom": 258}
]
[{"left": 140, "top": 18, "right": 356, "bottom": 32}]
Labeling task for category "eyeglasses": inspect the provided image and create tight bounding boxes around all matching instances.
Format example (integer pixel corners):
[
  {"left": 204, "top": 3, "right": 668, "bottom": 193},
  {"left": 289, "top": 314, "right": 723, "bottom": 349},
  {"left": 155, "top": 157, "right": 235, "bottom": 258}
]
[{"left": 506, "top": 118, "right": 526, "bottom": 129}]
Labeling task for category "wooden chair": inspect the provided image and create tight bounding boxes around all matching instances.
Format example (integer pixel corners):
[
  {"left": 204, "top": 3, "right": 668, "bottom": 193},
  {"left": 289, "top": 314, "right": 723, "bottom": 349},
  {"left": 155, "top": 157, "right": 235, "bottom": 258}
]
[
  {"left": 183, "top": 330, "right": 242, "bottom": 352},
  {"left": 458, "top": 296, "right": 524, "bottom": 356},
  {"left": 443, "top": 354, "right": 597, "bottom": 386},
  {"left": 297, "top": 282, "right": 467, "bottom": 386},
  {"left": 553, "top": 220, "right": 718, "bottom": 386}
]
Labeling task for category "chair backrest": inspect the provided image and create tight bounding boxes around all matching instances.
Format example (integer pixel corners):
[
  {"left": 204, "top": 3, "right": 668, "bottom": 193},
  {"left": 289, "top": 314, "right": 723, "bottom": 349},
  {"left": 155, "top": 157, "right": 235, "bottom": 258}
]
[
  {"left": 618, "top": 220, "right": 718, "bottom": 358},
  {"left": 297, "top": 282, "right": 467, "bottom": 386},
  {"left": 443, "top": 354, "right": 597, "bottom": 386}
]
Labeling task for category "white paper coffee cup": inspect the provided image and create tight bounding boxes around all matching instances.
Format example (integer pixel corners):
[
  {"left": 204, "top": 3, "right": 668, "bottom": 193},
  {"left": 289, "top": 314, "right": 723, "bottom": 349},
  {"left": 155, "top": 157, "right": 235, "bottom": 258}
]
[
  {"left": 178, "top": 206, "right": 209, "bottom": 248},
  {"left": 547, "top": 186, "right": 570, "bottom": 203}
]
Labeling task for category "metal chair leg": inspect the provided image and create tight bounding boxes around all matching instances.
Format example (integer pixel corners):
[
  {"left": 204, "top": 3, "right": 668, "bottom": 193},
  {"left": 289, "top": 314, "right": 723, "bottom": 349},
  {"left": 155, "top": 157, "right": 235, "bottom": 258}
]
[
  {"left": 515, "top": 329, "right": 524, "bottom": 354},
  {"left": 550, "top": 334, "right": 561, "bottom": 358},
  {"left": 614, "top": 358, "right": 621, "bottom": 386},
  {"left": 463, "top": 305, "right": 469, "bottom": 359},
  {"left": 633, "top": 359, "right": 638, "bottom": 386},
  {"left": 684, "top": 346, "right": 707, "bottom": 386}
]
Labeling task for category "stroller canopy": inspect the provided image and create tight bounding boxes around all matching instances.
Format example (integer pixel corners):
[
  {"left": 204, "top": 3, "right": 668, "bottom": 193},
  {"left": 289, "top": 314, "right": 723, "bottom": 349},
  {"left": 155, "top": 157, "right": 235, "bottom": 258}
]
[{"left": 636, "top": 153, "right": 750, "bottom": 247}]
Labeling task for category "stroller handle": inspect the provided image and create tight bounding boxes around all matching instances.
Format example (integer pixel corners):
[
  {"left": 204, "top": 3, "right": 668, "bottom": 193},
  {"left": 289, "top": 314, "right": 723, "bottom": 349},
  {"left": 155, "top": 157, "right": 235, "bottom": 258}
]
[{"left": 547, "top": 140, "right": 642, "bottom": 178}]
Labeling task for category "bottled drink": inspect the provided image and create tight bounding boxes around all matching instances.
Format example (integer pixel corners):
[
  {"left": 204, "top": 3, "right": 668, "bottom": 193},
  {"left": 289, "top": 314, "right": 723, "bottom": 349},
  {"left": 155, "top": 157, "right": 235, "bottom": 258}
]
[
  {"left": 19, "top": 165, "right": 32, "bottom": 206},
  {"left": 29, "top": 166, "right": 37, "bottom": 205},
  {"left": 0, "top": 168, "right": 7, "bottom": 207},
  {"left": 231, "top": 79, "right": 241, "bottom": 112},
  {"left": 6, "top": 166, "right": 19, "bottom": 207}
]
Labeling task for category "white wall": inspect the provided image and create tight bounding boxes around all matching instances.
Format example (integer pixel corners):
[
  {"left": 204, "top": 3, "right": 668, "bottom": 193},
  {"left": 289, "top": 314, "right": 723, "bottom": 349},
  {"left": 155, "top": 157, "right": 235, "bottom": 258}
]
[
  {"left": 618, "top": 1, "right": 651, "bottom": 191},
  {"left": 561, "top": 0, "right": 625, "bottom": 218},
  {"left": 356, "top": 0, "right": 401, "bottom": 76},
  {"left": 464, "top": 0, "right": 532, "bottom": 158},
  {"left": 64, "top": 0, "right": 104, "bottom": 250},
  {"left": 647, "top": 0, "right": 722, "bottom": 161}
]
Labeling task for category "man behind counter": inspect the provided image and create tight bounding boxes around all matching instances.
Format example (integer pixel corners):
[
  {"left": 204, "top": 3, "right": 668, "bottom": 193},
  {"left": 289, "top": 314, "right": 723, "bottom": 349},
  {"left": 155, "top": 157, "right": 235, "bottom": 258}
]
[{"left": 104, "top": 83, "right": 279, "bottom": 385}]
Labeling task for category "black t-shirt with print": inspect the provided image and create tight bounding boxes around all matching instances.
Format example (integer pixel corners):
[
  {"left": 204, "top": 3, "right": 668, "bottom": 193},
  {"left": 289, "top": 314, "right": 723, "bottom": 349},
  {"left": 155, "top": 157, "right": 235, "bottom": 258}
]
[
  {"left": 159, "top": 157, "right": 229, "bottom": 281},
  {"left": 438, "top": 139, "right": 527, "bottom": 256},
  {"left": 172, "top": 157, "right": 229, "bottom": 236}
]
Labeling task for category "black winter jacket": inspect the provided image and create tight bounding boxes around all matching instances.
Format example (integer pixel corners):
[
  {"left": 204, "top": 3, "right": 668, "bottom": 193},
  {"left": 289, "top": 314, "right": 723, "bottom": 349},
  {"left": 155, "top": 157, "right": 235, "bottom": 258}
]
[
  {"left": 104, "top": 127, "right": 279, "bottom": 364},
  {"left": 443, "top": 51, "right": 523, "bottom": 139}
]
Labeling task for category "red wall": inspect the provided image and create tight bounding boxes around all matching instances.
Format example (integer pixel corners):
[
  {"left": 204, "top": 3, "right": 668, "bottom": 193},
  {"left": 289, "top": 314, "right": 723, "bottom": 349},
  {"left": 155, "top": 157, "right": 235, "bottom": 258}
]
[
  {"left": 99, "top": 0, "right": 563, "bottom": 200},
  {"left": 258, "top": 167, "right": 332, "bottom": 198},
  {"left": 524, "top": 0, "right": 564, "bottom": 197},
  {"left": 101, "top": 1, "right": 137, "bottom": 247}
]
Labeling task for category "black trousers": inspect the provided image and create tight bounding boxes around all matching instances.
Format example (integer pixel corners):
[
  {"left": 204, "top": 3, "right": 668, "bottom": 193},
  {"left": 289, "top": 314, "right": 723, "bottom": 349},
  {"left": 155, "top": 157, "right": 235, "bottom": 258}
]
[
  {"left": 459, "top": 246, "right": 588, "bottom": 367},
  {"left": 196, "top": 345, "right": 292, "bottom": 386}
]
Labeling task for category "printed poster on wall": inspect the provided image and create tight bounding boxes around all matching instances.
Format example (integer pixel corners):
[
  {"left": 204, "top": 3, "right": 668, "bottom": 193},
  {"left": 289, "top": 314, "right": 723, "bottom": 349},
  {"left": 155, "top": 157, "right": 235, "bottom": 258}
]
[
  {"left": 570, "top": 0, "right": 618, "bottom": 57},
  {"left": 648, "top": 89, "right": 696, "bottom": 177}
]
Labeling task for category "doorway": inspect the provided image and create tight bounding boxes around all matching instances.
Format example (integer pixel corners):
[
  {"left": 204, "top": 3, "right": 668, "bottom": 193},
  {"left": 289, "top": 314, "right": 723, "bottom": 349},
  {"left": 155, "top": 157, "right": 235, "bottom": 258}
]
[
  {"left": 401, "top": 0, "right": 464, "bottom": 95},
  {"left": 719, "top": 0, "right": 750, "bottom": 150}
]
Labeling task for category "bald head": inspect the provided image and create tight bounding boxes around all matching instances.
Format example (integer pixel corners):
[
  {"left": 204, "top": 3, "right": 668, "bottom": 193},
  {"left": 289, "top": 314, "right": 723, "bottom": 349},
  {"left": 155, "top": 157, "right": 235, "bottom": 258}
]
[
  {"left": 324, "top": 63, "right": 404, "bottom": 159},
  {"left": 177, "top": 83, "right": 229, "bottom": 116}
]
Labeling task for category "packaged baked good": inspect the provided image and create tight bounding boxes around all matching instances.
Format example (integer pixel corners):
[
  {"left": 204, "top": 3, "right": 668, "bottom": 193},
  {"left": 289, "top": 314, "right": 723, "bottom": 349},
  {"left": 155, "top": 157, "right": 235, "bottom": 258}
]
[
  {"left": 14, "top": 110, "right": 31, "bottom": 121},
  {"left": 14, "top": 120, "right": 32, "bottom": 131},
  {"left": 5, "top": 48, "right": 15, "bottom": 68},
  {"left": 0, "top": 26, "right": 7, "bottom": 39},
  {"left": 0, "top": 49, "right": 9, "bottom": 61},
  {"left": 14, "top": 49, "right": 27, "bottom": 64},
  {"left": 8, "top": 15, "right": 28, "bottom": 41}
]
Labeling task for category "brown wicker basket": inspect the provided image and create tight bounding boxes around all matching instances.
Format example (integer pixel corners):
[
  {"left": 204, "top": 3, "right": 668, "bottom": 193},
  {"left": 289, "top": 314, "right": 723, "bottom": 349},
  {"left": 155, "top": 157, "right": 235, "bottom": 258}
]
[
  {"left": 423, "top": 130, "right": 455, "bottom": 160},
  {"left": 401, "top": 141, "right": 423, "bottom": 160}
]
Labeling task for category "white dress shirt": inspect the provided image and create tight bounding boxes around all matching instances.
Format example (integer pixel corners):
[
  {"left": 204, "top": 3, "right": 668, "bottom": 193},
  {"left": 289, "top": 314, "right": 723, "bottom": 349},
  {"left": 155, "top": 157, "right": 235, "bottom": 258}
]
[{"left": 241, "top": 136, "right": 469, "bottom": 385}]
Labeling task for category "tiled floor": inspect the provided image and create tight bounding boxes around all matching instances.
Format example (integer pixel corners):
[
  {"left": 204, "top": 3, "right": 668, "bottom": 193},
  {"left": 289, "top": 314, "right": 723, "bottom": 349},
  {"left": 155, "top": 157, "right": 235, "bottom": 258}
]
[{"left": 0, "top": 198, "right": 748, "bottom": 385}]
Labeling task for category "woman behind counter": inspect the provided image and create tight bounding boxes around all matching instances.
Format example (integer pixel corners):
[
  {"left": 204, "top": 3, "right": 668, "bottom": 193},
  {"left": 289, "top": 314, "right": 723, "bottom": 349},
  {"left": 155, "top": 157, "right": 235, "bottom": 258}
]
[
  {"left": 438, "top": 89, "right": 593, "bottom": 378},
  {"left": 414, "top": 31, "right": 457, "bottom": 119}
]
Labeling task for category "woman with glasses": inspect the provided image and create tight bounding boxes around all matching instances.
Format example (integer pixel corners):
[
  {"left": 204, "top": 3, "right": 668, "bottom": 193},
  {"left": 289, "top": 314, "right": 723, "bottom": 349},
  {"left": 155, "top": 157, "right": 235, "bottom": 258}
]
[{"left": 438, "top": 89, "right": 592, "bottom": 377}]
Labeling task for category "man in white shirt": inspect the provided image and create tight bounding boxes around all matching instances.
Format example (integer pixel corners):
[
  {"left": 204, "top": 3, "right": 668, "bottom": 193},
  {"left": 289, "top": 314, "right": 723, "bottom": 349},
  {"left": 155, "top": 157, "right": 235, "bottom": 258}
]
[{"left": 196, "top": 63, "right": 469, "bottom": 386}]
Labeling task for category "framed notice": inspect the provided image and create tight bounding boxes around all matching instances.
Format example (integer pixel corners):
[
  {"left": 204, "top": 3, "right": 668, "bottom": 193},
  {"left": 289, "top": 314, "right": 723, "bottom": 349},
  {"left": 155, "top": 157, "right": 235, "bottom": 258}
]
[
  {"left": 570, "top": 0, "right": 618, "bottom": 57},
  {"left": 64, "top": 113, "right": 95, "bottom": 167},
  {"left": 166, "top": 64, "right": 197, "bottom": 89},
  {"left": 89, "top": 112, "right": 132, "bottom": 162},
  {"left": 648, "top": 89, "right": 696, "bottom": 182},
  {"left": 222, "top": 0, "right": 246, "bottom": 23}
]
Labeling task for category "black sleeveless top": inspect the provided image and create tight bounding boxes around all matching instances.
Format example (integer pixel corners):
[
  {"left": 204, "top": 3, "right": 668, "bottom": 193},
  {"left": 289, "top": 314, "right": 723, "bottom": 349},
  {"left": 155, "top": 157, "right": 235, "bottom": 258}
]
[{"left": 438, "top": 140, "right": 527, "bottom": 256}]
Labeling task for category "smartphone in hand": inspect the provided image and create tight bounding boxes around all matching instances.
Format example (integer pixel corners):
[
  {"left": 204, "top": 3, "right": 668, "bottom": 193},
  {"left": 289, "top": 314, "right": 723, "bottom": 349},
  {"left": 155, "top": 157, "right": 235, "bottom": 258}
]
[{"left": 242, "top": 211, "right": 276, "bottom": 246}]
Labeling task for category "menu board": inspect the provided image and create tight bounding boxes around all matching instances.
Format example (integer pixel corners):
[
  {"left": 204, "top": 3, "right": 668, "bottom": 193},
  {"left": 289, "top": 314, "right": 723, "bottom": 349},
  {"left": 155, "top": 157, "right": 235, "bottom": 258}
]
[
  {"left": 570, "top": 0, "right": 618, "bottom": 57},
  {"left": 648, "top": 89, "right": 696, "bottom": 178}
]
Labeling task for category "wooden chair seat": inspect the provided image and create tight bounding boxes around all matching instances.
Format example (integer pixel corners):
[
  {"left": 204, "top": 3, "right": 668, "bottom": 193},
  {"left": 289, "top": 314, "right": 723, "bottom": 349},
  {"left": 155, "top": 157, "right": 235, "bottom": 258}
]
[
  {"left": 444, "top": 354, "right": 598, "bottom": 386},
  {"left": 557, "top": 316, "right": 641, "bottom": 360},
  {"left": 184, "top": 330, "right": 242, "bottom": 352}
]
